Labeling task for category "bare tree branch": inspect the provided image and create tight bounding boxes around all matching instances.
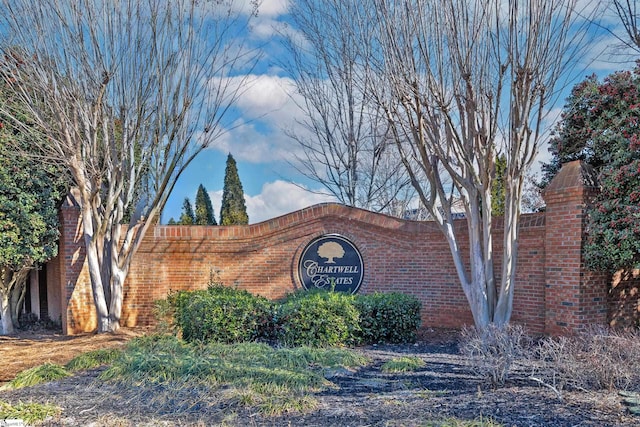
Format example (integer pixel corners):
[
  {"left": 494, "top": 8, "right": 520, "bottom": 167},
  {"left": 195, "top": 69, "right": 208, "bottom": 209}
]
[
  {"left": 282, "top": 0, "right": 414, "bottom": 214},
  {"left": 0, "top": 0, "right": 259, "bottom": 332}
]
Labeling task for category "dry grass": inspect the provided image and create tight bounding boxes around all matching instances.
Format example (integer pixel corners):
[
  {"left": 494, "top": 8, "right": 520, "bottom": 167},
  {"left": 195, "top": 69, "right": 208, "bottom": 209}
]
[{"left": 0, "top": 328, "right": 145, "bottom": 384}]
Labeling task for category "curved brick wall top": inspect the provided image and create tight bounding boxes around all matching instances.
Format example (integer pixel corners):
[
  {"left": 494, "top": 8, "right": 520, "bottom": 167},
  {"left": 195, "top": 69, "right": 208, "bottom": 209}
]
[{"left": 153, "top": 203, "right": 442, "bottom": 242}]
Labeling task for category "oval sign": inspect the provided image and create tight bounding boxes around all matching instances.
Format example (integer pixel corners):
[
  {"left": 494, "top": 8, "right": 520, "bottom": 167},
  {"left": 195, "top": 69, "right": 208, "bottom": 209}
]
[{"left": 298, "top": 234, "right": 364, "bottom": 294}]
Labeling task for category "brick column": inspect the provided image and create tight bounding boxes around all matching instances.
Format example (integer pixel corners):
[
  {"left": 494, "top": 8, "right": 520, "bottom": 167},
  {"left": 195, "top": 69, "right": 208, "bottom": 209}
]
[
  {"left": 543, "top": 160, "right": 608, "bottom": 334},
  {"left": 57, "top": 189, "right": 95, "bottom": 334}
]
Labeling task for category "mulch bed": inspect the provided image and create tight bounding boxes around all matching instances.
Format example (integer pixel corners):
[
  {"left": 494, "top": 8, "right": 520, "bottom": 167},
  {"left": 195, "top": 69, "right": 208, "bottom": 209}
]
[{"left": 0, "top": 328, "right": 638, "bottom": 426}]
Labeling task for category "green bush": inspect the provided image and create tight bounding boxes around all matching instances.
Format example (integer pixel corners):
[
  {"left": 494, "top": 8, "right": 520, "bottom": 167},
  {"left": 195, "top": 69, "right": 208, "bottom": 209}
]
[
  {"left": 354, "top": 292, "right": 421, "bottom": 344},
  {"left": 172, "top": 285, "right": 274, "bottom": 343},
  {"left": 276, "top": 290, "right": 361, "bottom": 347}
]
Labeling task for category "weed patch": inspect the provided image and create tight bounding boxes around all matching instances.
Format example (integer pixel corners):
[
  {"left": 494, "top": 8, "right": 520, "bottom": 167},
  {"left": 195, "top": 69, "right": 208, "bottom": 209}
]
[
  {"left": 382, "top": 356, "right": 426, "bottom": 373},
  {"left": 0, "top": 400, "right": 61, "bottom": 424},
  {"left": 100, "top": 334, "right": 369, "bottom": 416},
  {"left": 3, "top": 363, "right": 69, "bottom": 390},
  {"left": 65, "top": 348, "right": 122, "bottom": 372}
]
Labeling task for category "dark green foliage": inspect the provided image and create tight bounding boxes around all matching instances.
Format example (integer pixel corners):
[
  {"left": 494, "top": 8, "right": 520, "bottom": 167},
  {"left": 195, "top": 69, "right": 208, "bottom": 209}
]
[
  {"left": 541, "top": 67, "right": 640, "bottom": 271},
  {"left": 195, "top": 183, "right": 217, "bottom": 225},
  {"left": 275, "top": 290, "right": 361, "bottom": 347},
  {"left": 178, "top": 197, "right": 195, "bottom": 225},
  {"left": 171, "top": 285, "right": 274, "bottom": 343},
  {"left": 0, "top": 150, "right": 61, "bottom": 269},
  {"left": 164, "top": 278, "right": 422, "bottom": 347},
  {"left": 540, "top": 75, "right": 604, "bottom": 188},
  {"left": 1, "top": 88, "right": 67, "bottom": 333},
  {"left": 585, "top": 146, "right": 640, "bottom": 271},
  {"left": 491, "top": 155, "right": 506, "bottom": 216},
  {"left": 354, "top": 292, "right": 421, "bottom": 344},
  {"left": 219, "top": 154, "right": 248, "bottom": 225}
]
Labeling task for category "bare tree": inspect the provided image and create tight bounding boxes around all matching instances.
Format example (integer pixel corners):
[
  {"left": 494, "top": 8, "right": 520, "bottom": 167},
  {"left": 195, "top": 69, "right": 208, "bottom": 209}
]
[
  {"left": 295, "top": 0, "right": 598, "bottom": 328},
  {"left": 611, "top": 0, "right": 640, "bottom": 53},
  {"left": 0, "top": 0, "right": 258, "bottom": 332},
  {"left": 283, "top": 0, "right": 413, "bottom": 215}
]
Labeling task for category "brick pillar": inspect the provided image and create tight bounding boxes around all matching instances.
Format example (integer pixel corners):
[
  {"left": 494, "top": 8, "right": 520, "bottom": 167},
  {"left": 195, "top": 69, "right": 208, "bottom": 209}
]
[
  {"left": 57, "top": 189, "right": 95, "bottom": 334},
  {"left": 543, "top": 160, "right": 608, "bottom": 334}
]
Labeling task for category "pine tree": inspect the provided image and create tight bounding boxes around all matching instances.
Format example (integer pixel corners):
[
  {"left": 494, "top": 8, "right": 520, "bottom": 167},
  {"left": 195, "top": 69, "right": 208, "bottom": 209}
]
[
  {"left": 195, "top": 183, "right": 216, "bottom": 225},
  {"left": 178, "top": 197, "right": 195, "bottom": 225},
  {"left": 219, "top": 154, "right": 248, "bottom": 225}
]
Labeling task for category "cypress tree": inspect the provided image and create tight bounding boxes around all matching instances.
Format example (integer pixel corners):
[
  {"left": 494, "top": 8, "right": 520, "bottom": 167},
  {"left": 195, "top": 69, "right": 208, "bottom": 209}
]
[
  {"left": 219, "top": 154, "right": 249, "bottom": 225},
  {"left": 491, "top": 155, "right": 506, "bottom": 216},
  {"left": 195, "top": 183, "right": 217, "bottom": 225},
  {"left": 178, "top": 197, "right": 195, "bottom": 225}
]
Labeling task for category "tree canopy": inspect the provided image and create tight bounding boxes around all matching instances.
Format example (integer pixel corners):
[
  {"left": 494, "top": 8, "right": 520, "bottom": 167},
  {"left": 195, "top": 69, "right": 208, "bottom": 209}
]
[
  {"left": 220, "top": 154, "right": 248, "bottom": 225},
  {"left": 543, "top": 67, "right": 640, "bottom": 271},
  {"left": 179, "top": 197, "right": 196, "bottom": 225},
  {"left": 195, "top": 184, "right": 217, "bottom": 225},
  {"left": 543, "top": 66, "right": 640, "bottom": 272},
  {"left": 0, "top": 89, "right": 65, "bottom": 334}
]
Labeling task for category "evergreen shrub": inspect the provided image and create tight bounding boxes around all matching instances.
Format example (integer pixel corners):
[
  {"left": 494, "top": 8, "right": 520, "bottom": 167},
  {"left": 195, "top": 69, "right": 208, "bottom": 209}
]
[
  {"left": 165, "top": 285, "right": 422, "bottom": 347},
  {"left": 354, "top": 292, "right": 422, "bottom": 344},
  {"left": 275, "top": 290, "right": 361, "bottom": 347},
  {"left": 171, "top": 285, "right": 274, "bottom": 343}
]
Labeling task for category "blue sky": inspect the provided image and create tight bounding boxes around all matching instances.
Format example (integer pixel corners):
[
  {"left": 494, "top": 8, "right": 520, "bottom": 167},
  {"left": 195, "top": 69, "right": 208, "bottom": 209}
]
[
  {"left": 162, "top": 0, "right": 637, "bottom": 225},
  {"left": 162, "top": 0, "right": 336, "bottom": 224}
]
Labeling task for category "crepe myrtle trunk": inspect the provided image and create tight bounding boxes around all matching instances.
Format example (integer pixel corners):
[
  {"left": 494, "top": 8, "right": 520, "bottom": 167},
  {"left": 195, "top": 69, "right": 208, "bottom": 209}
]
[
  {"left": 0, "top": 269, "right": 29, "bottom": 335},
  {"left": 0, "top": 286, "right": 12, "bottom": 335}
]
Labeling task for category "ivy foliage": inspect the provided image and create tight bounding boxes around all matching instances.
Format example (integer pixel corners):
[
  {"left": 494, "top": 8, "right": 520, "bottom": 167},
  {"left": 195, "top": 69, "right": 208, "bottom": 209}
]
[{"left": 542, "top": 67, "right": 640, "bottom": 271}]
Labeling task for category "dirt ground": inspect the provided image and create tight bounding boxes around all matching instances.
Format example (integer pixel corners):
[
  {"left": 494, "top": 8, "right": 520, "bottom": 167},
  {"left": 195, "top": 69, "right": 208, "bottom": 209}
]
[
  {"left": 1, "top": 328, "right": 638, "bottom": 426},
  {"left": 0, "top": 328, "right": 143, "bottom": 384}
]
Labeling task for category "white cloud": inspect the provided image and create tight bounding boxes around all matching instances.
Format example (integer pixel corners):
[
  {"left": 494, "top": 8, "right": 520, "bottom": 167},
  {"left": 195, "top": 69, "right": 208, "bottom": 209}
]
[
  {"left": 213, "top": 118, "right": 298, "bottom": 163},
  {"left": 208, "top": 74, "right": 311, "bottom": 163},
  {"left": 235, "top": 74, "right": 301, "bottom": 120},
  {"left": 209, "top": 180, "right": 336, "bottom": 224},
  {"left": 255, "top": 0, "right": 289, "bottom": 17},
  {"left": 245, "top": 180, "right": 336, "bottom": 223}
]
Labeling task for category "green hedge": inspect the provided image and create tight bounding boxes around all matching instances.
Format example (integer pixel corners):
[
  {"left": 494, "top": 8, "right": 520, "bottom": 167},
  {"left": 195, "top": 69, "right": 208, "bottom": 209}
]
[
  {"left": 275, "top": 290, "right": 361, "bottom": 347},
  {"left": 170, "top": 285, "right": 274, "bottom": 343},
  {"left": 354, "top": 292, "right": 422, "bottom": 344},
  {"left": 162, "top": 286, "right": 422, "bottom": 347}
]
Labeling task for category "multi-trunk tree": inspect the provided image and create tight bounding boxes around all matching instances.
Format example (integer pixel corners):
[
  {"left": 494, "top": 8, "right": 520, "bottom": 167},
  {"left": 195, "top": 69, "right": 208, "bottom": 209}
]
[
  {"left": 293, "top": 0, "right": 599, "bottom": 328},
  {"left": 0, "top": 0, "right": 258, "bottom": 332}
]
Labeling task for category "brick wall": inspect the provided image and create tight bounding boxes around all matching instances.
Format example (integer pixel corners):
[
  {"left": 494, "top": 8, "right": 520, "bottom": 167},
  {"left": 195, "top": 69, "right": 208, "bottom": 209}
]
[
  {"left": 55, "top": 161, "right": 612, "bottom": 335},
  {"left": 543, "top": 161, "right": 608, "bottom": 334}
]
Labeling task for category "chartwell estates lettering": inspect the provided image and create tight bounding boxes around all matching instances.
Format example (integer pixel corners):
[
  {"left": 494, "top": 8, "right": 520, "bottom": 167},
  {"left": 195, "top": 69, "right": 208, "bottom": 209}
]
[{"left": 297, "top": 234, "right": 364, "bottom": 294}]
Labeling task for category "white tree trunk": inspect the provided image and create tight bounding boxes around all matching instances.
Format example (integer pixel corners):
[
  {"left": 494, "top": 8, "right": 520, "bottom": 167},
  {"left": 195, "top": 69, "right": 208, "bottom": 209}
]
[
  {"left": 494, "top": 175, "right": 524, "bottom": 324},
  {"left": 0, "top": 287, "right": 14, "bottom": 335}
]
